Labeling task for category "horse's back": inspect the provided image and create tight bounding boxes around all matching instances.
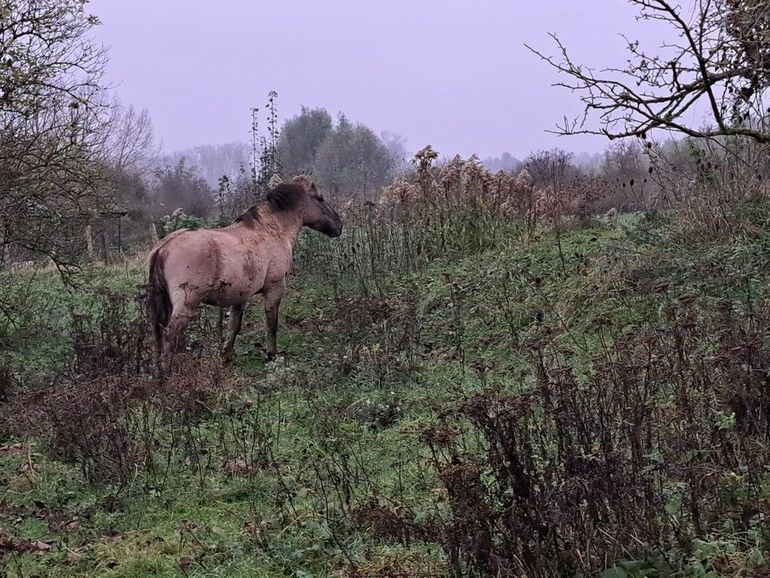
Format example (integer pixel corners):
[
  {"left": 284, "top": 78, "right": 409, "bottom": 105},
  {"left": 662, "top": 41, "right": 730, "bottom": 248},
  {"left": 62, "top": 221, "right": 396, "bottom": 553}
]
[{"left": 146, "top": 228, "right": 190, "bottom": 267}]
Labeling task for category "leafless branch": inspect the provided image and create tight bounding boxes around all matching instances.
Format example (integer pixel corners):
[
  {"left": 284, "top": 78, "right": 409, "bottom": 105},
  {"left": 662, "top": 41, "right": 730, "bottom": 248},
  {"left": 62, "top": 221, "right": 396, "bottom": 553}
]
[{"left": 527, "top": 0, "right": 770, "bottom": 143}]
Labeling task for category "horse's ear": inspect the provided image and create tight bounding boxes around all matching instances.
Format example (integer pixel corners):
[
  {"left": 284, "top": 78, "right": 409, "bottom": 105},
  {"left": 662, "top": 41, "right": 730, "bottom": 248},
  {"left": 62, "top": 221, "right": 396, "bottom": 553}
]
[
  {"left": 291, "top": 174, "right": 317, "bottom": 194},
  {"left": 268, "top": 174, "right": 283, "bottom": 189}
]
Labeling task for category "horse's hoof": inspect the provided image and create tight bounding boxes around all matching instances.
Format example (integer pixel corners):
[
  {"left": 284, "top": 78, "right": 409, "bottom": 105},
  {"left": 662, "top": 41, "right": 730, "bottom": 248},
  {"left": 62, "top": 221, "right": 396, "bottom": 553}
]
[{"left": 265, "top": 350, "right": 286, "bottom": 363}]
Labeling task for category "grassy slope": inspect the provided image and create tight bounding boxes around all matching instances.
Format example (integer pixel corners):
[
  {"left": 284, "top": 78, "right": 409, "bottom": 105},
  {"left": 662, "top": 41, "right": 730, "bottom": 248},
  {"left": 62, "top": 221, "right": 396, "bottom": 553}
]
[{"left": 3, "top": 212, "right": 770, "bottom": 576}]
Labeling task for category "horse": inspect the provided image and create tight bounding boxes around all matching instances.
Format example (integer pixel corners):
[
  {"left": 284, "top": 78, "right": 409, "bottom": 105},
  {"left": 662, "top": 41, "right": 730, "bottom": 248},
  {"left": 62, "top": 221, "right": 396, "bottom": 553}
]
[{"left": 146, "top": 176, "right": 342, "bottom": 364}]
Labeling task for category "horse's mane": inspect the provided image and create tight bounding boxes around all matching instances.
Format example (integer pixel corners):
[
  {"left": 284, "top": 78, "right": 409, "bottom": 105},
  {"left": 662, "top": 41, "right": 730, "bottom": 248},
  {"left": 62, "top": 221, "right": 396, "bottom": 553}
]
[
  {"left": 234, "top": 183, "right": 305, "bottom": 225},
  {"left": 266, "top": 183, "right": 305, "bottom": 212}
]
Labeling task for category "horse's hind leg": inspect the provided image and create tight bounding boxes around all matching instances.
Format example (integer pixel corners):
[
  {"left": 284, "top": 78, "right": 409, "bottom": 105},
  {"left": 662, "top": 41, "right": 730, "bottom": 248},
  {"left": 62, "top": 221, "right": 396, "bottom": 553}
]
[
  {"left": 221, "top": 303, "right": 245, "bottom": 362},
  {"left": 163, "top": 305, "right": 195, "bottom": 357}
]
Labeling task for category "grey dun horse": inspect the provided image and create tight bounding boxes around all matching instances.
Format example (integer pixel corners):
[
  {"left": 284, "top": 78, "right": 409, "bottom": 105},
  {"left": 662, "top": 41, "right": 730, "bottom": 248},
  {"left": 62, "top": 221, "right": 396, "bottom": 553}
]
[{"left": 147, "top": 176, "right": 342, "bottom": 363}]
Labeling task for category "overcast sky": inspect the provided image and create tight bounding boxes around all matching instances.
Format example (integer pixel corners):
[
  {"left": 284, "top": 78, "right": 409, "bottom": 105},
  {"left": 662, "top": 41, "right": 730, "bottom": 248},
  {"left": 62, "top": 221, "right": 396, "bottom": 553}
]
[{"left": 89, "top": 0, "right": 671, "bottom": 159}]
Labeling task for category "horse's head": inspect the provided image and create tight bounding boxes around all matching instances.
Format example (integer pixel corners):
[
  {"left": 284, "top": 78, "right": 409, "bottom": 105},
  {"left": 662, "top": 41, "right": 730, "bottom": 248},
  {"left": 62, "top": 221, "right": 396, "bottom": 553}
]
[{"left": 292, "top": 175, "right": 343, "bottom": 238}]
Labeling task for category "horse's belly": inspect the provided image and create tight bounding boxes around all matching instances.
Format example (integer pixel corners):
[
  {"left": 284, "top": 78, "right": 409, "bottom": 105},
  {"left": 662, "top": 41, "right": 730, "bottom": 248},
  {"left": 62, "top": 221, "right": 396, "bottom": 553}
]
[{"left": 201, "top": 278, "right": 257, "bottom": 307}]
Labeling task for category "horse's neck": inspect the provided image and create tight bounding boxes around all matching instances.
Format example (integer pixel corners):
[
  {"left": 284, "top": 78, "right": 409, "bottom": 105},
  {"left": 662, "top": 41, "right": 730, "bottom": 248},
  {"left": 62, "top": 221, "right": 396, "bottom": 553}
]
[
  {"left": 280, "top": 219, "right": 303, "bottom": 250},
  {"left": 250, "top": 208, "right": 304, "bottom": 248}
]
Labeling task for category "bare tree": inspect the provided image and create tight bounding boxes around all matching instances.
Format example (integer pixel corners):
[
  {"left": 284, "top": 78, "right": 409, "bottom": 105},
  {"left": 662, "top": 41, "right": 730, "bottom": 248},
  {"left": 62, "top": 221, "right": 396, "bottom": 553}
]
[
  {"left": 99, "top": 98, "right": 158, "bottom": 176},
  {"left": 525, "top": 149, "right": 579, "bottom": 270},
  {"left": 380, "top": 130, "right": 409, "bottom": 172},
  {"left": 525, "top": 148, "right": 575, "bottom": 189},
  {"left": 601, "top": 140, "right": 647, "bottom": 182},
  {"left": 0, "top": 0, "right": 109, "bottom": 268},
  {"left": 151, "top": 159, "right": 213, "bottom": 218},
  {"left": 528, "top": 0, "right": 770, "bottom": 142},
  {"left": 164, "top": 142, "right": 250, "bottom": 187}
]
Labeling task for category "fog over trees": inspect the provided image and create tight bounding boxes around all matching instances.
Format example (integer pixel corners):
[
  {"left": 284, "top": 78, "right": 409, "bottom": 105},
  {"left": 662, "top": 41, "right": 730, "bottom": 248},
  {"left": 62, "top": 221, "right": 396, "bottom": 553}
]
[
  {"left": 165, "top": 106, "right": 400, "bottom": 202},
  {"left": 6, "top": 0, "right": 752, "bottom": 261},
  {"left": 277, "top": 107, "right": 334, "bottom": 179},
  {"left": 163, "top": 142, "right": 251, "bottom": 187}
]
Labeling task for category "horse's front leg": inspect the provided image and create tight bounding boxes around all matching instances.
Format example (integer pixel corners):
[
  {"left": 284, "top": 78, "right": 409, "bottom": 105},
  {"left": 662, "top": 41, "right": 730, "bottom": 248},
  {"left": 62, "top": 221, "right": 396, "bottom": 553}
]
[
  {"left": 221, "top": 303, "right": 245, "bottom": 362},
  {"left": 263, "top": 281, "right": 286, "bottom": 360}
]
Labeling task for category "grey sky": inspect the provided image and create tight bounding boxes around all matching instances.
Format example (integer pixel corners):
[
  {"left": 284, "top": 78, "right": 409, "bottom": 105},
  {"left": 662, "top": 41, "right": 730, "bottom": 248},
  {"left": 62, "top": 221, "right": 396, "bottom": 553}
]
[{"left": 89, "top": 0, "right": 665, "bottom": 159}]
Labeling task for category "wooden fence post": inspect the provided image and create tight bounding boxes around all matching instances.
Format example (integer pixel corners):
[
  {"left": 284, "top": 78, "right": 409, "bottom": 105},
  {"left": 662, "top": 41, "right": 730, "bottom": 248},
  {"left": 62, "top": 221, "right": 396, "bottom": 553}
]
[{"left": 85, "top": 225, "right": 94, "bottom": 261}]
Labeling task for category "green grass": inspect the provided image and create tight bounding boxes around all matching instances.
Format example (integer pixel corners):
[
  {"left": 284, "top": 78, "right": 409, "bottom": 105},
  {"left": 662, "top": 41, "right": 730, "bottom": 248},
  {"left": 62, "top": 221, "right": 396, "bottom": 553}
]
[
  {"left": 0, "top": 262, "right": 145, "bottom": 387},
  {"left": 3, "top": 212, "right": 770, "bottom": 576}
]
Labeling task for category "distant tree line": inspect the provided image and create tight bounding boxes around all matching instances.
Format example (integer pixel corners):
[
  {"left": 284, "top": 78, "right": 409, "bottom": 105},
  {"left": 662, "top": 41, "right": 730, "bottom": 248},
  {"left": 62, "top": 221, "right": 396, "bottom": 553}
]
[
  {"left": 7, "top": 0, "right": 761, "bottom": 267},
  {"left": 158, "top": 106, "right": 404, "bottom": 222},
  {"left": 0, "top": 0, "right": 410, "bottom": 269},
  {"left": 278, "top": 107, "right": 396, "bottom": 199}
]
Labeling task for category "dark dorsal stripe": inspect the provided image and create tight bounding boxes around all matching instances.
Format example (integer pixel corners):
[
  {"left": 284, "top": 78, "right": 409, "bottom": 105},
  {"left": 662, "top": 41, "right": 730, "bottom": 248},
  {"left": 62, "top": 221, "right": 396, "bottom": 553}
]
[{"left": 234, "top": 206, "right": 260, "bottom": 224}]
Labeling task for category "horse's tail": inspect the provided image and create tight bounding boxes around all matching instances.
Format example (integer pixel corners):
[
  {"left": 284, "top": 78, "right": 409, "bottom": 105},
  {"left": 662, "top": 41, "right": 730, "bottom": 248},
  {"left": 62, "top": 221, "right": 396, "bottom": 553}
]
[{"left": 147, "top": 249, "right": 171, "bottom": 353}]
